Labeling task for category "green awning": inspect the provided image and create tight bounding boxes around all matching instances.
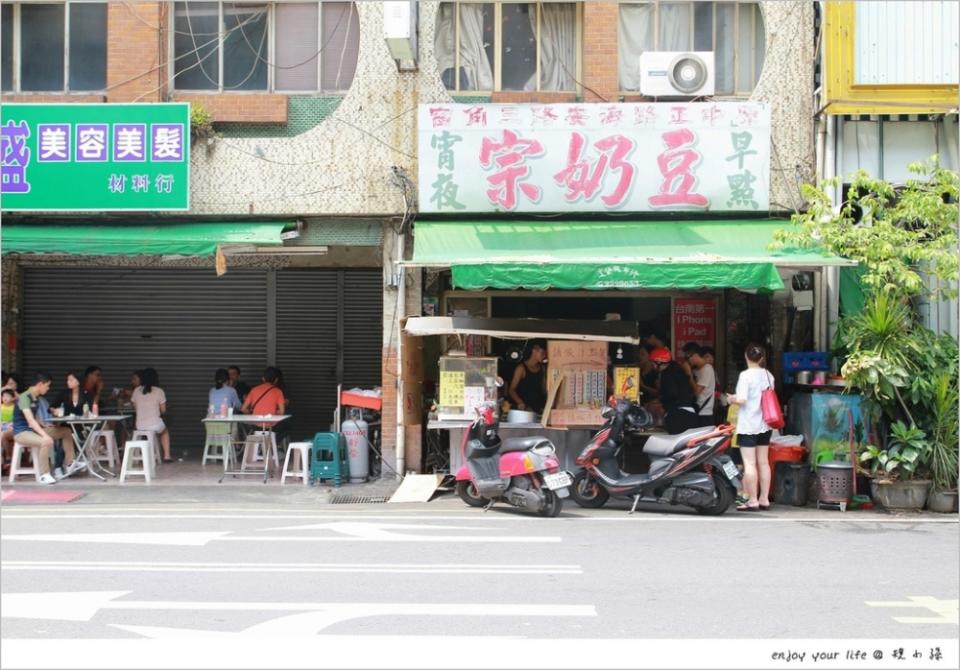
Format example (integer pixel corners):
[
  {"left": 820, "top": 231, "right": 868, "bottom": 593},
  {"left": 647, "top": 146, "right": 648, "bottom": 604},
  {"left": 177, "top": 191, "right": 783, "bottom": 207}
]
[
  {"left": 412, "top": 219, "right": 852, "bottom": 291},
  {"left": 1, "top": 222, "right": 287, "bottom": 256}
]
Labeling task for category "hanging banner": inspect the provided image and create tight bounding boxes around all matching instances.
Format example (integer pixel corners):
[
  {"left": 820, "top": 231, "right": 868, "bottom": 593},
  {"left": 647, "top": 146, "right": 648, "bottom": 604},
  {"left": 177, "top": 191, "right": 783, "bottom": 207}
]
[
  {"left": 419, "top": 102, "right": 769, "bottom": 214},
  {"left": 1, "top": 103, "right": 190, "bottom": 211},
  {"left": 673, "top": 298, "right": 717, "bottom": 358}
]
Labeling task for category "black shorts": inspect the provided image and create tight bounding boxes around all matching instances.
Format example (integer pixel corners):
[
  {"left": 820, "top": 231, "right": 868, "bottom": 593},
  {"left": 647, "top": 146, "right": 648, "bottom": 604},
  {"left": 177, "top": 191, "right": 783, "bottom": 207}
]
[{"left": 738, "top": 431, "right": 772, "bottom": 447}]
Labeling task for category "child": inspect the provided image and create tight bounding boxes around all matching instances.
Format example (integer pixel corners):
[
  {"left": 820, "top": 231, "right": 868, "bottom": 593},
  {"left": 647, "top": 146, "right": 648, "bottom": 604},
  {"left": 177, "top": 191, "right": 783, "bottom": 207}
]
[{"left": 1, "top": 388, "right": 15, "bottom": 473}]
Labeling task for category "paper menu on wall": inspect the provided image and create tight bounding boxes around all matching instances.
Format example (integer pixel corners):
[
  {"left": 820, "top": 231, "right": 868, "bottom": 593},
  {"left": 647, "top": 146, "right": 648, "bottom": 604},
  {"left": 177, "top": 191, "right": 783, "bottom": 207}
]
[
  {"left": 439, "top": 371, "right": 465, "bottom": 406},
  {"left": 463, "top": 386, "right": 487, "bottom": 415}
]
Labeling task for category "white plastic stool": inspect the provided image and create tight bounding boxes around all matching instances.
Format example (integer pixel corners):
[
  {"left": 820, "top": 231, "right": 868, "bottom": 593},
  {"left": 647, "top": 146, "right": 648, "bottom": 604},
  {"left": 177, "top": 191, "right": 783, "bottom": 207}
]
[
  {"left": 8, "top": 442, "right": 41, "bottom": 482},
  {"left": 131, "top": 430, "right": 161, "bottom": 465},
  {"left": 89, "top": 430, "right": 119, "bottom": 469},
  {"left": 120, "top": 440, "right": 153, "bottom": 483},
  {"left": 281, "top": 442, "right": 312, "bottom": 485},
  {"left": 202, "top": 433, "right": 233, "bottom": 466},
  {"left": 241, "top": 432, "right": 279, "bottom": 471}
]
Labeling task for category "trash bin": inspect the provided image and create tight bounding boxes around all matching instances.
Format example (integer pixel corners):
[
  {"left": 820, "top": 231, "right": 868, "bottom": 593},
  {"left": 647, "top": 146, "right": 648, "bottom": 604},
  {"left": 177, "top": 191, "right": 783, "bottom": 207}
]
[
  {"left": 773, "top": 462, "right": 810, "bottom": 506},
  {"left": 768, "top": 444, "right": 807, "bottom": 500}
]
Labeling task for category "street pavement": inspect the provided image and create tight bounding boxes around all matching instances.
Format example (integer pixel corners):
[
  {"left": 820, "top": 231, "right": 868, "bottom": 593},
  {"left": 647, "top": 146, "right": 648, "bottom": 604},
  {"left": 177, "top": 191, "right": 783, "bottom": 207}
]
[{"left": 1, "top": 493, "right": 957, "bottom": 669}]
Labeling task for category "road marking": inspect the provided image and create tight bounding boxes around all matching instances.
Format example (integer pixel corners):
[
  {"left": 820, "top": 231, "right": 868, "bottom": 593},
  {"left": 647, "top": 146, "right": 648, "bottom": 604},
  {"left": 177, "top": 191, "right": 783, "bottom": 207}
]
[
  {"left": 1, "top": 591, "right": 596, "bottom": 629},
  {"left": 866, "top": 596, "right": 959, "bottom": 624},
  {"left": 1, "top": 521, "right": 561, "bottom": 545},
  {"left": 1, "top": 560, "right": 582, "bottom": 575},
  {"left": 0, "top": 531, "right": 230, "bottom": 546}
]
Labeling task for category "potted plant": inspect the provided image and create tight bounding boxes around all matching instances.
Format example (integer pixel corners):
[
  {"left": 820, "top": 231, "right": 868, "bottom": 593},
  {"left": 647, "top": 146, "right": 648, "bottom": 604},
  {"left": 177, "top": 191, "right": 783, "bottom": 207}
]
[
  {"left": 859, "top": 421, "right": 931, "bottom": 510},
  {"left": 924, "top": 371, "right": 959, "bottom": 513}
]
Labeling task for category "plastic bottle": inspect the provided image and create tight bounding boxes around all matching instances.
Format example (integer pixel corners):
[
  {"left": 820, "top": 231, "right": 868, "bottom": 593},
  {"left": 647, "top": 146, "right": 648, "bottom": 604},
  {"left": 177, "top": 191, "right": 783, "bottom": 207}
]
[
  {"left": 82, "top": 403, "right": 90, "bottom": 418},
  {"left": 208, "top": 404, "right": 215, "bottom": 418},
  {"left": 220, "top": 399, "right": 228, "bottom": 417}
]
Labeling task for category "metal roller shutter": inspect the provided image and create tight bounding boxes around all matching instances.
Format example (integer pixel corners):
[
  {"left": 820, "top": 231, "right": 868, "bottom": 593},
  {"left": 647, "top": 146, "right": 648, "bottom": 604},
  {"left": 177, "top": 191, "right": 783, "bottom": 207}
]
[
  {"left": 274, "top": 268, "right": 383, "bottom": 440},
  {"left": 21, "top": 268, "right": 269, "bottom": 453},
  {"left": 275, "top": 269, "right": 340, "bottom": 440}
]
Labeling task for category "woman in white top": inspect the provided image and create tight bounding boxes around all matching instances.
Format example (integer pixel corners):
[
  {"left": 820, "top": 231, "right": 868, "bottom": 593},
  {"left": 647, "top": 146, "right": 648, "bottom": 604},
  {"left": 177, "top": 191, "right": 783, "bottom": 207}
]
[
  {"left": 131, "top": 367, "right": 173, "bottom": 463},
  {"left": 726, "top": 344, "right": 774, "bottom": 511}
]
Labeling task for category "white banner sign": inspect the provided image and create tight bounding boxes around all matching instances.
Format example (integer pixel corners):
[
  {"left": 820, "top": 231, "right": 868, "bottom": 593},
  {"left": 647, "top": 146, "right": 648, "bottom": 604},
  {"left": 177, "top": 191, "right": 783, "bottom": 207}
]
[{"left": 418, "top": 102, "right": 770, "bottom": 214}]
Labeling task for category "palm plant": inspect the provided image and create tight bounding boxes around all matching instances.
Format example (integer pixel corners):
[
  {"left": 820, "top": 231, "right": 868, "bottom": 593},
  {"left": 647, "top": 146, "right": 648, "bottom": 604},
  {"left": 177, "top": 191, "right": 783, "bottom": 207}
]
[{"left": 925, "top": 371, "right": 959, "bottom": 491}]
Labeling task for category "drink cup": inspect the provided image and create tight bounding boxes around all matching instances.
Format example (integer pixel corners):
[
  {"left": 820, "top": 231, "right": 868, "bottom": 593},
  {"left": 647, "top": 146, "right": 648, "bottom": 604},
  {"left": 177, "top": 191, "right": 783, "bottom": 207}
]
[{"left": 227, "top": 407, "right": 234, "bottom": 417}]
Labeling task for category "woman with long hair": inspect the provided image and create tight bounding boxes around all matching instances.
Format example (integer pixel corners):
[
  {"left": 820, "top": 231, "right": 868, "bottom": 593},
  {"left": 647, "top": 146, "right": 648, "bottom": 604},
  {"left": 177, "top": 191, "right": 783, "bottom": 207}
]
[
  {"left": 131, "top": 367, "right": 173, "bottom": 462},
  {"left": 726, "top": 344, "right": 775, "bottom": 511}
]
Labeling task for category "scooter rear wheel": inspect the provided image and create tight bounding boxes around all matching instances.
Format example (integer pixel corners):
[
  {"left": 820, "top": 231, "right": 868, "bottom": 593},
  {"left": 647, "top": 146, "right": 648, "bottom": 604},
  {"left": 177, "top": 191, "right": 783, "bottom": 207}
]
[
  {"left": 570, "top": 470, "right": 610, "bottom": 509},
  {"left": 694, "top": 473, "right": 734, "bottom": 515},
  {"left": 538, "top": 489, "right": 564, "bottom": 517},
  {"left": 456, "top": 481, "right": 489, "bottom": 507}
]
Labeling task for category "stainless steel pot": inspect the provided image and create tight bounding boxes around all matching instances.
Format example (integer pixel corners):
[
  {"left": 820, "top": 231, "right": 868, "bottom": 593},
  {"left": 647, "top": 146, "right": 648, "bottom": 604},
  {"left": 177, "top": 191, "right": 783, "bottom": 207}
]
[{"left": 795, "top": 371, "right": 813, "bottom": 384}]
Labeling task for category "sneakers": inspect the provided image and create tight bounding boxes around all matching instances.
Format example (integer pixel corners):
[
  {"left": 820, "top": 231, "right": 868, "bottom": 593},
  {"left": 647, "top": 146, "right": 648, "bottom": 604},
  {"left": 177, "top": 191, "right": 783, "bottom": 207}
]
[
  {"left": 53, "top": 467, "right": 67, "bottom": 481},
  {"left": 66, "top": 460, "right": 86, "bottom": 475},
  {"left": 37, "top": 473, "right": 56, "bottom": 485}
]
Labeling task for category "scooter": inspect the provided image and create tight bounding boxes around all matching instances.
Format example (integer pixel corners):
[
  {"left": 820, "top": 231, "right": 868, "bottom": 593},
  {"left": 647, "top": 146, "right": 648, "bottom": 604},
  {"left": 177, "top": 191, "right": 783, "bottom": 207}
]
[
  {"left": 570, "top": 399, "right": 741, "bottom": 515},
  {"left": 454, "top": 403, "right": 572, "bottom": 517}
]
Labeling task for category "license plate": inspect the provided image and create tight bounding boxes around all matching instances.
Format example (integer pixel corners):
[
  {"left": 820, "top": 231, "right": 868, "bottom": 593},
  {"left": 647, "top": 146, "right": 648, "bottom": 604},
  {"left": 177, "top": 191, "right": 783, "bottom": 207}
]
[
  {"left": 722, "top": 460, "right": 740, "bottom": 480},
  {"left": 542, "top": 472, "right": 573, "bottom": 490}
]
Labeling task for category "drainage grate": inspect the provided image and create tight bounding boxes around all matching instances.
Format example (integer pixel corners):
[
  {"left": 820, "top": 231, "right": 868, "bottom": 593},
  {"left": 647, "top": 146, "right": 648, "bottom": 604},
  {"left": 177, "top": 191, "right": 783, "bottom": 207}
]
[{"left": 329, "top": 495, "right": 389, "bottom": 505}]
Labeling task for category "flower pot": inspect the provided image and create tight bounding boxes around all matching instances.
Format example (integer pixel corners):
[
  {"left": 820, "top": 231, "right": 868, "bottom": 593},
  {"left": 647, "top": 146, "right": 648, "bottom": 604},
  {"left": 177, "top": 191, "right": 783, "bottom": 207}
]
[
  {"left": 870, "top": 479, "right": 931, "bottom": 511},
  {"left": 926, "top": 489, "right": 959, "bottom": 514}
]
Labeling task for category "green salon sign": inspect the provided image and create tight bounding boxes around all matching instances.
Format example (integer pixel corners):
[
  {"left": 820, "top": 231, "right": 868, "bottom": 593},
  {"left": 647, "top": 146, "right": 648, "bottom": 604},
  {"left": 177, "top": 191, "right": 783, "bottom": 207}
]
[{"left": 1, "top": 103, "right": 190, "bottom": 211}]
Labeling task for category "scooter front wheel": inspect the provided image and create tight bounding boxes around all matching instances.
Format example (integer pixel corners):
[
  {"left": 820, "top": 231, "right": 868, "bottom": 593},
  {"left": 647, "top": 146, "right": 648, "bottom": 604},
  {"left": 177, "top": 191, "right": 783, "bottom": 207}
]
[
  {"left": 456, "top": 481, "right": 489, "bottom": 507},
  {"left": 570, "top": 470, "right": 610, "bottom": 508}
]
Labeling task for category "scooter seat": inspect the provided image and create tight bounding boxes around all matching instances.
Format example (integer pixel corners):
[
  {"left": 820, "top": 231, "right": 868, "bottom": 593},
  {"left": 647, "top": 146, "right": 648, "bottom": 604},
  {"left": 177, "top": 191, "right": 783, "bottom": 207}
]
[
  {"left": 643, "top": 427, "right": 713, "bottom": 457},
  {"left": 500, "top": 436, "right": 552, "bottom": 453}
]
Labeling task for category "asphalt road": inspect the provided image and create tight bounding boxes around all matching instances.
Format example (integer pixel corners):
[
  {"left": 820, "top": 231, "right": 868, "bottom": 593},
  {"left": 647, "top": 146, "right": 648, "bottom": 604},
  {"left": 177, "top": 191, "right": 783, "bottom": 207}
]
[{"left": 1, "top": 498, "right": 957, "bottom": 669}]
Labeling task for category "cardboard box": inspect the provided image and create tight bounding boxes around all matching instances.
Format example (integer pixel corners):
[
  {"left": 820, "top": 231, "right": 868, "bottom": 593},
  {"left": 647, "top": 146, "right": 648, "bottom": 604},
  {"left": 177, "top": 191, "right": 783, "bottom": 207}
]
[
  {"left": 547, "top": 340, "right": 607, "bottom": 368},
  {"left": 548, "top": 407, "right": 605, "bottom": 427}
]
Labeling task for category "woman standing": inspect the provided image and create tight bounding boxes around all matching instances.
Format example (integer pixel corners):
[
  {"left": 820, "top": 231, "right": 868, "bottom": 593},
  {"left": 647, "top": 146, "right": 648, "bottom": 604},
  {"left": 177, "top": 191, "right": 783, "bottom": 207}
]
[
  {"left": 131, "top": 367, "right": 173, "bottom": 463},
  {"left": 508, "top": 342, "right": 547, "bottom": 414},
  {"left": 726, "top": 344, "right": 775, "bottom": 511}
]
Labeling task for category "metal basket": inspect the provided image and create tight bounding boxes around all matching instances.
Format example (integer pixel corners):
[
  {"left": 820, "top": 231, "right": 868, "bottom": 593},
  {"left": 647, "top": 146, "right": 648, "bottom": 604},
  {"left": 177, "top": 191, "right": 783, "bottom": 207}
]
[{"left": 815, "top": 462, "right": 853, "bottom": 503}]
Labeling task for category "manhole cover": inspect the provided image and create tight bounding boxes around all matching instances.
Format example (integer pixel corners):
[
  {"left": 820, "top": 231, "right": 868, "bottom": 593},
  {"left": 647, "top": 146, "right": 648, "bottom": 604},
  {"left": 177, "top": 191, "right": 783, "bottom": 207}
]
[{"left": 329, "top": 495, "right": 389, "bottom": 505}]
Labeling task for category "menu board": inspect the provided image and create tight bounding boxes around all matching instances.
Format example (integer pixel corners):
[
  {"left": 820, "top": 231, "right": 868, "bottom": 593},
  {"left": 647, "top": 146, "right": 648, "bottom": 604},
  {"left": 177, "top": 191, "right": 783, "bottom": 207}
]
[{"left": 439, "top": 371, "right": 465, "bottom": 407}]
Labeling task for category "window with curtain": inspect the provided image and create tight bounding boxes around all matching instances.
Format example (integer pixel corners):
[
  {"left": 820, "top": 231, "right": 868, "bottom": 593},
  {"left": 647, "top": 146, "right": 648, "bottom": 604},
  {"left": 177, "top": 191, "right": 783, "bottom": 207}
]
[
  {"left": 619, "top": 1, "right": 765, "bottom": 95},
  {"left": 0, "top": 1, "right": 107, "bottom": 92},
  {"left": 435, "top": 2, "right": 579, "bottom": 93},
  {"left": 173, "top": 1, "right": 359, "bottom": 92}
]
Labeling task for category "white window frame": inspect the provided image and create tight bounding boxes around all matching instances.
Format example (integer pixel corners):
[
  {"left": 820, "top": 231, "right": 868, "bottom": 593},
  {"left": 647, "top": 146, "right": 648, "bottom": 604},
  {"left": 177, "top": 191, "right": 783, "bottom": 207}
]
[
  {"left": 1, "top": 0, "right": 108, "bottom": 93},
  {"left": 619, "top": 0, "right": 764, "bottom": 97},
  {"left": 442, "top": 1, "right": 583, "bottom": 94},
  {"left": 170, "top": 0, "right": 358, "bottom": 94}
]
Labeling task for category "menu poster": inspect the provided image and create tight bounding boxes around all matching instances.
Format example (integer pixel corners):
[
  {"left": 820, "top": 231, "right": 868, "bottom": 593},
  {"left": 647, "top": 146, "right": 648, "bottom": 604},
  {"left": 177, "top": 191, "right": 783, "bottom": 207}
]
[
  {"left": 674, "top": 299, "right": 716, "bottom": 357},
  {"left": 614, "top": 366, "right": 641, "bottom": 402},
  {"left": 439, "top": 371, "right": 465, "bottom": 407}
]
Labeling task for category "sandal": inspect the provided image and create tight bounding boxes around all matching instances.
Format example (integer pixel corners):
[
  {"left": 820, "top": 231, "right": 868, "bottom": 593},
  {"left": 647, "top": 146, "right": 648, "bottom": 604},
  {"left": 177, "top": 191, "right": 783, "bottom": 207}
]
[
  {"left": 736, "top": 504, "right": 760, "bottom": 511},
  {"left": 162, "top": 457, "right": 175, "bottom": 463},
  {"left": 735, "top": 495, "right": 749, "bottom": 506},
  {"left": 758, "top": 504, "right": 771, "bottom": 510}
]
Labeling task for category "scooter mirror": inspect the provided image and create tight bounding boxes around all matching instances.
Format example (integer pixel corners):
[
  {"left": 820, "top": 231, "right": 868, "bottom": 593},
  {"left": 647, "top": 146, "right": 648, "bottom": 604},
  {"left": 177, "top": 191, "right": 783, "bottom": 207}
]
[
  {"left": 601, "top": 406, "right": 616, "bottom": 419},
  {"left": 494, "top": 376, "right": 504, "bottom": 388}
]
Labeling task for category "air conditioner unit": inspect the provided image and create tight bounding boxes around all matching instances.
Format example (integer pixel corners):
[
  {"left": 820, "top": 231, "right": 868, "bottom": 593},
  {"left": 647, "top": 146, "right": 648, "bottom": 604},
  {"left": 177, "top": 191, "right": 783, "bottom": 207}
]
[
  {"left": 384, "top": 1, "right": 418, "bottom": 61},
  {"left": 639, "top": 51, "right": 715, "bottom": 97}
]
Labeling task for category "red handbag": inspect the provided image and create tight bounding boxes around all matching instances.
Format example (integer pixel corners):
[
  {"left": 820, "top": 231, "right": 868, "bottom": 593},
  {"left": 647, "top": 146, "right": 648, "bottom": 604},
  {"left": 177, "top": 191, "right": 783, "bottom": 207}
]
[{"left": 760, "top": 375, "right": 785, "bottom": 430}]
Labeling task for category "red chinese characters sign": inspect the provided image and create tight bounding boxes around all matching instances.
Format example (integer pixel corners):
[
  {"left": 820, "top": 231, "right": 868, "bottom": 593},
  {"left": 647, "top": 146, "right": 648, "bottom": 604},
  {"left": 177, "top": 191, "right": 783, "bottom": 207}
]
[
  {"left": 419, "top": 103, "right": 770, "bottom": 213},
  {"left": 673, "top": 299, "right": 716, "bottom": 358}
]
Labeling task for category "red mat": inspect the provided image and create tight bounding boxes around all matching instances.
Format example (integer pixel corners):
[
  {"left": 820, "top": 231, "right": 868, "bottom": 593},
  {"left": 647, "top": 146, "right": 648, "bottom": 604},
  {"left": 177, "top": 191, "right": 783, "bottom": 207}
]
[{"left": 1, "top": 489, "right": 86, "bottom": 504}]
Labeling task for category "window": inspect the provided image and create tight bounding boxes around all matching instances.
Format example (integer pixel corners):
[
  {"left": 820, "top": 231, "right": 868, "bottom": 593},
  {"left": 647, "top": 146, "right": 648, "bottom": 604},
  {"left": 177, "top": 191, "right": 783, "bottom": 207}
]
[
  {"left": 173, "top": 1, "right": 359, "bottom": 92},
  {"left": 0, "top": 1, "right": 107, "bottom": 93},
  {"left": 619, "top": 1, "right": 764, "bottom": 96},
  {"left": 435, "top": 2, "right": 580, "bottom": 93}
]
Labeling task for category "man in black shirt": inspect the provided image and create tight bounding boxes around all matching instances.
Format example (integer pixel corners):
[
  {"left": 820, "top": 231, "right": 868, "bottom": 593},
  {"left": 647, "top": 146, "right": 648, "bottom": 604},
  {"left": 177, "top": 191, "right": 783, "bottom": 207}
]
[
  {"left": 227, "top": 366, "right": 251, "bottom": 403},
  {"left": 650, "top": 347, "right": 699, "bottom": 435}
]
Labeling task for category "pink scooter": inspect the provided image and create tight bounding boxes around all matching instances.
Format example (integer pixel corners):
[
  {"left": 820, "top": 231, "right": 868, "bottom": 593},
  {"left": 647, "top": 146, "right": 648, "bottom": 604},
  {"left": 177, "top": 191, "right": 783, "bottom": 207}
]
[{"left": 454, "top": 404, "right": 572, "bottom": 517}]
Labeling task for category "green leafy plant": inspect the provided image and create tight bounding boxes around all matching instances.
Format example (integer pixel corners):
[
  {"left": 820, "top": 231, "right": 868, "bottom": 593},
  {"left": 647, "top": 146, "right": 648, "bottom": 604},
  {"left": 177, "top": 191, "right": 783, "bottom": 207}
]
[
  {"left": 859, "top": 421, "right": 927, "bottom": 482},
  {"left": 190, "top": 102, "right": 218, "bottom": 147},
  {"left": 925, "top": 371, "right": 960, "bottom": 491}
]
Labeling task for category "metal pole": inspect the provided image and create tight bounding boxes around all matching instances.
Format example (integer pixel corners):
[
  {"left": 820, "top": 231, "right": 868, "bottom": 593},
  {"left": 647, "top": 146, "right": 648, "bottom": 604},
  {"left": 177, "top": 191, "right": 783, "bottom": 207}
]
[{"left": 395, "top": 228, "right": 406, "bottom": 480}]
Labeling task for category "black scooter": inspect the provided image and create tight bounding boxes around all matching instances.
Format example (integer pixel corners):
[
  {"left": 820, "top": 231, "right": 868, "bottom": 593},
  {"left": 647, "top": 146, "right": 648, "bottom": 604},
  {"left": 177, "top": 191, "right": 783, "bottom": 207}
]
[{"left": 571, "top": 399, "right": 741, "bottom": 515}]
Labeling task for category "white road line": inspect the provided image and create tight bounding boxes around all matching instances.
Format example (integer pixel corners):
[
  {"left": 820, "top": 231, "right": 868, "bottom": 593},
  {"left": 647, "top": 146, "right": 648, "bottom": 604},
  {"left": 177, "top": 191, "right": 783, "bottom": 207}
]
[
  {"left": 1, "top": 560, "right": 582, "bottom": 575},
  {"left": 866, "top": 596, "right": 959, "bottom": 624}
]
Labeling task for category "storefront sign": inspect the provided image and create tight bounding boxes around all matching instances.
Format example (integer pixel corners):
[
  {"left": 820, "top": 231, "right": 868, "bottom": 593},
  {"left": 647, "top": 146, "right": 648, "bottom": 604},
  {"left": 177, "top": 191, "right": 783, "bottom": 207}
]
[
  {"left": 674, "top": 298, "right": 716, "bottom": 357},
  {"left": 419, "top": 102, "right": 769, "bottom": 213},
  {"left": 1, "top": 103, "right": 190, "bottom": 211}
]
